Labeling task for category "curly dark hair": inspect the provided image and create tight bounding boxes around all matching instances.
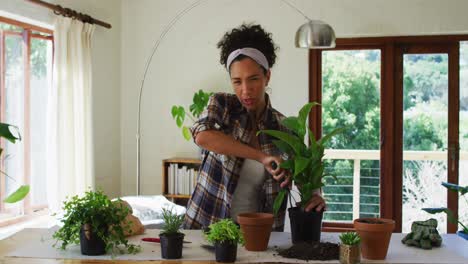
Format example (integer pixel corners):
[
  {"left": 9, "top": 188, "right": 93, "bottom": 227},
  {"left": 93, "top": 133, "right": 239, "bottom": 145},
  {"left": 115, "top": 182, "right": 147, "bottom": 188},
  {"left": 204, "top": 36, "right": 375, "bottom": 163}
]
[{"left": 217, "top": 23, "right": 278, "bottom": 71}]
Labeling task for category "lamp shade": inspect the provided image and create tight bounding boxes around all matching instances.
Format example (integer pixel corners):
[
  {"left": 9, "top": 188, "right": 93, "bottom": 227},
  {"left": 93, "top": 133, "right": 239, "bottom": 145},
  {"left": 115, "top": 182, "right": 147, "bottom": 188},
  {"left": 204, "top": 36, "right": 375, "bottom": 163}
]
[{"left": 295, "top": 20, "right": 336, "bottom": 49}]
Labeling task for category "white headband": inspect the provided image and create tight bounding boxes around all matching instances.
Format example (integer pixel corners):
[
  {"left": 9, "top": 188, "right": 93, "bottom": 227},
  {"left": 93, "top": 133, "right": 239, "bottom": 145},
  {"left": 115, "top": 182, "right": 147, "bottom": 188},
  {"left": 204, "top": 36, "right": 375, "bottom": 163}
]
[{"left": 226, "top": 47, "right": 269, "bottom": 71}]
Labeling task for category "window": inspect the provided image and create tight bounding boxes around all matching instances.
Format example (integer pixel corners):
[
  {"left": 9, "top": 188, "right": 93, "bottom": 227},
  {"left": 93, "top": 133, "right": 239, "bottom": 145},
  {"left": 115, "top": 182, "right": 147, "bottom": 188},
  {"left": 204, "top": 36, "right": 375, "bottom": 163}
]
[
  {"left": 0, "top": 17, "right": 53, "bottom": 224},
  {"left": 311, "top": 36, "right": 468, "bottom": 233}
]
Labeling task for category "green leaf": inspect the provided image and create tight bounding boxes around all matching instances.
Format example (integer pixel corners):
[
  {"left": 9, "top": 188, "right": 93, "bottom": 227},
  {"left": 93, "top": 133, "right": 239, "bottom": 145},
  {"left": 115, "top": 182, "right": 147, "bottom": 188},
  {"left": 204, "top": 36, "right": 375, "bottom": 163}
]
[
  {"left": 318, "top": 126, "right": 347, "bottom": 146},
  {"left": 0, "top": 123, "right": 21, "bottom": 143},
  {"left": 4, "top": 185, "right": 30, "bottom": 203},
  {"left": 190, "top": 90, "right": 212, "bottom": 118},
  {"left": 281, "top": 117, "right": 300, "bottom": 136},
  {"left": 422, "top": 207, "right": 448, "bottom": 214},
  {"left": 298, "top": 102, "right": 319, "bottom": 140},
  {"left": 175, "top": 107, "right": 185, "bottom": 127},
  {"left": 273, "top": 189, "right": 287, "bottom": 215},
  {"left": 272, "top": 140, "right": 293, "bottom": 154},
  {"left": 171, "top": 106, "right": 178, "bottom": 118},
  {"left": 280, "top": 159, "right": 294, "bottom": 170},
  {"left": 442, "top": 182, "right": 468, "bottom": 195},
  {"left": 182, "top": 126, "right": 191, "bottom": 141},
  {"left": 294, "top": 156, "right": 311, "bottom": 177},
  {"left": 257, "top": 130, "right": 305, "bottom": 155}
]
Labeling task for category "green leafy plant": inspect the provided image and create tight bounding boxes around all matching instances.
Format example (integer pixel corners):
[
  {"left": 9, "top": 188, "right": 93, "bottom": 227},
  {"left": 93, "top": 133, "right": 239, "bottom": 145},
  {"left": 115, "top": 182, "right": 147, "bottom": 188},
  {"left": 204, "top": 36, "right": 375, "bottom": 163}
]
[
  {"left": 171, "top": 89, "right": 213, "bottom": 140},
  {"left": 0, "top": 122, "right": 30, "bottom": 203},
  {"left": 53, "top": 189, "right": 141, "bottom": 256},
  {"left": 204, "top": 219, "right": 244, "bottom": 245},
  {"left": 339, "top": 232, "right": 361, "bottom": 245},
  {"left": 258, "top": 102, "right": 346, "bottom": 215},
  {"left": 160, "top": 207, "right": 185, "bottom": 235},
  {"left": 422, "top": 182, "right": 468, "bottom": 233}
]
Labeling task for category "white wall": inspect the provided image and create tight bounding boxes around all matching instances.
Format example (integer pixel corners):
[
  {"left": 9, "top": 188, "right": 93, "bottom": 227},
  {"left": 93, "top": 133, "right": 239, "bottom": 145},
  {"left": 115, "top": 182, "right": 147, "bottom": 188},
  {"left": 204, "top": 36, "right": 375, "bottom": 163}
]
[
  {"left": 120, "top": 0, "right": 468, "bottom": 196},
  {"left": 0, "top": 0, "right": 122, "bottom": 198}
]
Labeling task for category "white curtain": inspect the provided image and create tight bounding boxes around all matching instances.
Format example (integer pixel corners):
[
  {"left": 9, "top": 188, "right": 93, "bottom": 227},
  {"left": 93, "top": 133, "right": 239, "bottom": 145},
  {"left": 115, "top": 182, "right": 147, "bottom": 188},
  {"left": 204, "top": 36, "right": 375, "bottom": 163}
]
[{"left": 46, "top": 17, "right": 95, "bottom": 212}]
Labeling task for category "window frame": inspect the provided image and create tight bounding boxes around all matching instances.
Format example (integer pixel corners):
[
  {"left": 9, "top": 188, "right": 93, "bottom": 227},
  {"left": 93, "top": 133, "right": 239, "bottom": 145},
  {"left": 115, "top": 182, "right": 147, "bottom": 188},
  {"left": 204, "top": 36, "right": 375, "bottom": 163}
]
[
  {"left": 310, "top": 35, "right": 468, "bottom": 233},
  {"left": 0, "top": 16, "right": 53, "bottom": 225}
]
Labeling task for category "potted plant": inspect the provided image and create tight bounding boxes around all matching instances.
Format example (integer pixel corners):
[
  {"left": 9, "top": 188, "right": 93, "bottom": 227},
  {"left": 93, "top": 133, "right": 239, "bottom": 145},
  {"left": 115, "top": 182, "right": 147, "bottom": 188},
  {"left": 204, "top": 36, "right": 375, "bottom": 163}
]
[
  {"left": 171, "top": 89, "right": 213, "bottom": 140},
  {"left": 237, "top": 212, "right": 274, "bottom": 251},
  {"left": 159, "top": 207, "right": 185, "bottom": 259},
  {"left": 53, "top": 189, "right": 141, "bottom": 256},
  {"left": 0, "top": 122, "right": 30, "bottom": 203},
  {"left": 204, "top": 218, "right": 244, "bottom": 263},
  {"left": 339, "top": 232, "right": 361, "bottom": 264},
  {"left": 422, "top": 182, "right": 468, "bottom": 240},
  {"left": 353, "top": 218, "right": 395, "bottom": 260},
  {"left": 258, "top": 102, "right": 345, "bottom": 243}
]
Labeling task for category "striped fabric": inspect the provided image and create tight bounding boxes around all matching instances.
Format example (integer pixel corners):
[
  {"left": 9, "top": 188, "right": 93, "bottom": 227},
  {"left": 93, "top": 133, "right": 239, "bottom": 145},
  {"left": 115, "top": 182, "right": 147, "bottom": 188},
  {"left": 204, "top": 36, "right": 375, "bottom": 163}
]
[{"left": 183, "top": 92, "right": 289, "bottom": 231}]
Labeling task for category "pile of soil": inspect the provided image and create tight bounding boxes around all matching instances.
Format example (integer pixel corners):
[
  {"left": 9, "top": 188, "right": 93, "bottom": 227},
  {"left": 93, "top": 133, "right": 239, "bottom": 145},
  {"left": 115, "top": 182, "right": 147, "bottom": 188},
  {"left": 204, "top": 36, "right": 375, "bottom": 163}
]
[{"left": 276, "top": 241, "right": 339, "bottom": 261}]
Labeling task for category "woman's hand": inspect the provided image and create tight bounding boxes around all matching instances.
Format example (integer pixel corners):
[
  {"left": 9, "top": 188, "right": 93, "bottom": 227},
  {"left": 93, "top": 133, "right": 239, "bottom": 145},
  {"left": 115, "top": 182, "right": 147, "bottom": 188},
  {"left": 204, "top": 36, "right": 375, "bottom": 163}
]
[
  {"left": 260, "top": 155, "right": 291, "bottom": 188},
  {"left": 304, "top": 192, "right": 326, "bottom": 212}
]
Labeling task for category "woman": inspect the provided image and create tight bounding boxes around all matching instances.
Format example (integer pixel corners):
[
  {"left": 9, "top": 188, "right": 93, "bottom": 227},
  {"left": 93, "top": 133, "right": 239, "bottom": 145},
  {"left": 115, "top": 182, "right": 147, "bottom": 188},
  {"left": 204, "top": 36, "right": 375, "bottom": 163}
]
[{"left": 184, "top": 24, "right": 325, "bottom": 231}]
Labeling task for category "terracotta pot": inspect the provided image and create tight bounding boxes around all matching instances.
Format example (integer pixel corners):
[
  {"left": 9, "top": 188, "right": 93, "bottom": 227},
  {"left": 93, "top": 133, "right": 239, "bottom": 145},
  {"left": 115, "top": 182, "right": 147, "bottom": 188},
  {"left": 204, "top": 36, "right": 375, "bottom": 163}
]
[
  {"left": 339, "top": 244, "right": 360, "bottom": 264},
  {"left": 237, "top": 212, "right": 274, "bottom": 251},
  {"left": 354, "top": 218, "right": 395, "bottom": 260}
]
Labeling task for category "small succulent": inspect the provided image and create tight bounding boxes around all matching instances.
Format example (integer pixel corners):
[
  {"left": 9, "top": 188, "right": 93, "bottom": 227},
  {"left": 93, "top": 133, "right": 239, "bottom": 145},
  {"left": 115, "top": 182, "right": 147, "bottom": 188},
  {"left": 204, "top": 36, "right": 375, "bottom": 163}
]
[{"left": 339, "top": 232, "right": 361, "bottom": 245}]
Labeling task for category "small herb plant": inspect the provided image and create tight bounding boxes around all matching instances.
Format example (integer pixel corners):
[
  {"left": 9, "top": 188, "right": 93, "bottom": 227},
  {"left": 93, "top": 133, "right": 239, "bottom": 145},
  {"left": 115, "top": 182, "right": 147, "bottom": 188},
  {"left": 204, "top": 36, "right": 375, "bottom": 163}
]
[
  {"left": 53, "top": 189, "right": 141, "bottom": 255},
  {"left": 171, "top": 89, "right": 213, "bottom": 140},
  {"left": 0, "top": 122, "right": 30, "bottom": 203},
  {"left": 204, "top": 219, "right": 244, "bottom": 245},
  {"left": 258, "top": 102, "right": 345, "bottom": 214},
  {"left": 339, "top": 232, "right": 361, "bottom": 246},
  {"left": 422, "top": 182, "right": 468, "bottom": 234},
  {"left": 160, "top": 207, "right": 185, "bottom": 235}
]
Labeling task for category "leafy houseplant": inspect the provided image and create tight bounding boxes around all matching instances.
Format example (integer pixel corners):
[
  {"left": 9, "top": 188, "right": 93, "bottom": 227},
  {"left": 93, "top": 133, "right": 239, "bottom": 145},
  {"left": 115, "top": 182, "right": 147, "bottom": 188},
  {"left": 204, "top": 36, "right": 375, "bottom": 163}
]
[
  {"left": 204, "top": 218, "right": 244, "bottom": 263},
  {"left": 171, "top": 89, "right": 213, "bottom": 140},
  {"left": 159, "top": 207, "right": 185, "bottom": 259},
  {"left": 53, "top": 189, "right": 141, "bottom": 256},
  {"left": 422, "top": 182, "right": 468, "bottom": 240},
  {"left": 0, "top": 122, "right": 30, "bottom": 203},
  {"left": 339, "top": 232, "right": 361, "bottom": 264},
  {"left": 258, "top": 102, "right": 345, "bottom": 243}
]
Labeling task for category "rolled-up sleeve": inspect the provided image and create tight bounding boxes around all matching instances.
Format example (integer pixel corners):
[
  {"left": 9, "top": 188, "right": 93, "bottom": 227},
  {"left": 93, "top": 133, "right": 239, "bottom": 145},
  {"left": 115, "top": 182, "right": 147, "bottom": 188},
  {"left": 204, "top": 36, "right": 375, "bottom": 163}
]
[{"left": 190, "top": 93, "right": 227, "bottom": 142}]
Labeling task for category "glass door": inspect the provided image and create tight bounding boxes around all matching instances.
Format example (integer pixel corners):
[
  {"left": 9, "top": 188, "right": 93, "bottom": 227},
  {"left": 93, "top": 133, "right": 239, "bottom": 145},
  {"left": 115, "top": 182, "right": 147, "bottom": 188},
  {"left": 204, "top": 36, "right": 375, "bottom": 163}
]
[{"left": 396, "top": 43, "right": 460, "bottom": 233}]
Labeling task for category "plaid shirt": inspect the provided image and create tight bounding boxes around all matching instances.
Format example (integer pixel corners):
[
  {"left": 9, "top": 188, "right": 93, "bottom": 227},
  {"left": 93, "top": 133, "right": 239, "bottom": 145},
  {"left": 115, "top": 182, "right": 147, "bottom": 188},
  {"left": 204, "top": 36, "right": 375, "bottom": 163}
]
[{"left": 183, "top": 92, "right": 289, "bottom": 231}]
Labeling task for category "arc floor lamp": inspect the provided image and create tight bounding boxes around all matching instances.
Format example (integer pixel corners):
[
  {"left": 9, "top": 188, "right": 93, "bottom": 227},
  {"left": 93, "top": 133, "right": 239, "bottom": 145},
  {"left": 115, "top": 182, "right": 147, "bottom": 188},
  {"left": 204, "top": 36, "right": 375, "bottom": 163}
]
[{"left": 136, "top": 0, "right": 336, "bottom": 195}]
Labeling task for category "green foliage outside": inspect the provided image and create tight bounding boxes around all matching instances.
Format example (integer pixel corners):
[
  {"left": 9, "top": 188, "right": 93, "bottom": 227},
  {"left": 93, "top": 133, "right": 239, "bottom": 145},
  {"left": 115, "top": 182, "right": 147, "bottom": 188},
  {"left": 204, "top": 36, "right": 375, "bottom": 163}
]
[
  {"left": 53, "top": 190, "right": 141, "bottom": 256},
  {"left": 204, "top": 219, "right": 244, "bottom": 245},
  {"left": 321, "top": 46, "right": 468, "bottom": 222},
  {"left": 1, "top": 22, "right": 51, "bottom": 79}
]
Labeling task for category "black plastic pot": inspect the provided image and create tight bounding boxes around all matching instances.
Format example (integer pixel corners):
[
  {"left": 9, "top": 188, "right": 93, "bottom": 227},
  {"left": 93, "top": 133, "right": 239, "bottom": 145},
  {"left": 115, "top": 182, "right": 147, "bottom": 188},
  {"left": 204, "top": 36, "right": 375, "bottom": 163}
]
[
  {"left": 80, "top": 224, "right": 106, "bottom": 256},
  {"left": 288, "top": 206, "right": 323, "bottom": 243},
  {"left": 214, "top": 241, "right": 237, "bottom": 263},
  {"left": 160, "top": 232, "right": 185, "bottom": 259}
]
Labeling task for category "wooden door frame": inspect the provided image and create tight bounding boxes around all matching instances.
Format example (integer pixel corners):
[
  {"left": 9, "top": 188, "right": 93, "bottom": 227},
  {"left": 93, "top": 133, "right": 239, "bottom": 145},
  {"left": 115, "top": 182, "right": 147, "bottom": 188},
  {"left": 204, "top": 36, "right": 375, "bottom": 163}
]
[{"left": 310, "top": 35, "right": 466, "bottom": 232}]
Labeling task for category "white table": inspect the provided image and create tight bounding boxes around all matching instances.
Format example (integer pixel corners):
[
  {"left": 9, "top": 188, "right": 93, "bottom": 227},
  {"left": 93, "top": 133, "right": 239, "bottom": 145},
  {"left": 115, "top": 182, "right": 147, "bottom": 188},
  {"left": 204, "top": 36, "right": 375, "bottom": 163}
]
[{"left": 0, "top": 228, "right": 467, "bottom": 263}]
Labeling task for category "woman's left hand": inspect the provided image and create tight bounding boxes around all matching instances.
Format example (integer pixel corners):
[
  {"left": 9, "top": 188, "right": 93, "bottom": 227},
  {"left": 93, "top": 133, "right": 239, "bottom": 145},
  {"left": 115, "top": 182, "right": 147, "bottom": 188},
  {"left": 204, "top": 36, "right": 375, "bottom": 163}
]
[{"left": 304, "top": 193, "right": 326, "bottom": 212}]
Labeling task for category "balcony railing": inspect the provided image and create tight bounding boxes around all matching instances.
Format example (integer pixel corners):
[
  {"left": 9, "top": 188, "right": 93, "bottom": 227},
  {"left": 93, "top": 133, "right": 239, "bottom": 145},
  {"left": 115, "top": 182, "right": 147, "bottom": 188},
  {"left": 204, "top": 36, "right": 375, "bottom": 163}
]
[{"left": 322, "top": 149, "right": 468, "bottom": 222}]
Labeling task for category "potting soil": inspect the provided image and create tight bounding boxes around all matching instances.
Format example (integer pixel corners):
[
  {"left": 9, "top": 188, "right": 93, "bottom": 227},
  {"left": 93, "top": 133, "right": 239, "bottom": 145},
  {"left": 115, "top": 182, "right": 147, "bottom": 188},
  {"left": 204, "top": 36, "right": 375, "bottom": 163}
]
[{"left": 276, "top": 241, "right": 339, "bottom": 261}]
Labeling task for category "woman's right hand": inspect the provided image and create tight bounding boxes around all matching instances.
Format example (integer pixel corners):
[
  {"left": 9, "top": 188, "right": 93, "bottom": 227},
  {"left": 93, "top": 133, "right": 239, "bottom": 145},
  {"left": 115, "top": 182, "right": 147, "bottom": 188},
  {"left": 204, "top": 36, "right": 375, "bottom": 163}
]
[{"left": 260, "top": 155, "right": 291, "bottom": 188}]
